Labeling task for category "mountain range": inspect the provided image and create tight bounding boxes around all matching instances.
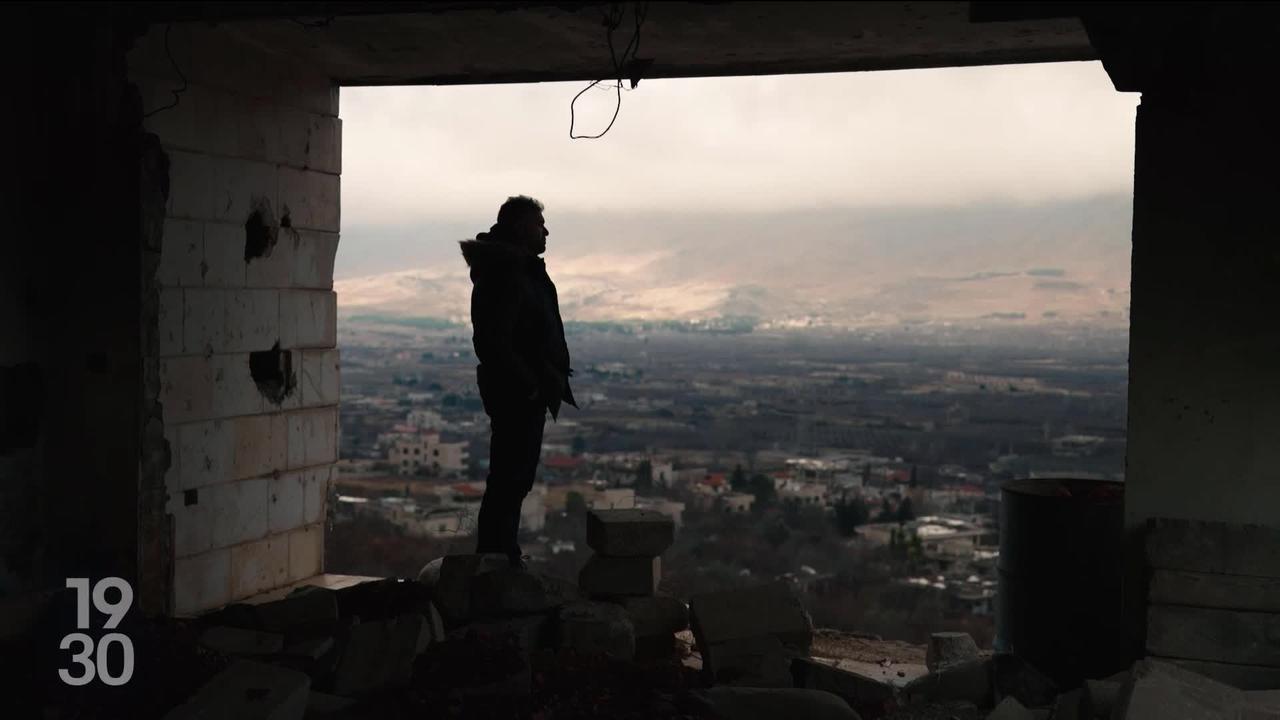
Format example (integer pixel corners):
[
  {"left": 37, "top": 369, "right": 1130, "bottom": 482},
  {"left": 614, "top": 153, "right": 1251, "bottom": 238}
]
[{"left": 336, "top": 194, "right": 1132, "bottom": 330}]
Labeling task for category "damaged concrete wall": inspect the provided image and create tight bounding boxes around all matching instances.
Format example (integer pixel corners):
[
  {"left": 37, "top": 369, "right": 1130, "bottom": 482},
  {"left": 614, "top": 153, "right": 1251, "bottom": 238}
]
[
  {"left": 0, "top": 19, "right": 145, "bottom": 604},
  {"left": 129, "top": 22, "right": 341, "bottom": 615}
]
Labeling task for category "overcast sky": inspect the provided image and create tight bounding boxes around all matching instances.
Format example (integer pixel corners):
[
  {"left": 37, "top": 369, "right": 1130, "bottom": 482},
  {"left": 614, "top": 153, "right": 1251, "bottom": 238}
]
[{"left": 337, "top": 61, "right": 1138, "bottom": 278}]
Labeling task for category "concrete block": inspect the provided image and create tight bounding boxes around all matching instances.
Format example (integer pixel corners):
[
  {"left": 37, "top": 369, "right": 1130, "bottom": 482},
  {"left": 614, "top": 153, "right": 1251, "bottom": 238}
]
[
  {"left": 198, "top": 625, "right": 284, "bottom": 656},
  {"left": 1150, "top": 569, "right": 1280, "bottom": 614},
  {"left": 287, "top": 408, "right": 338, "bottom": 469},
  {"left": 927, "top": 631, "right": 980, "bottom": 672},
  {"left": 308, "top": 115, "right": 342, "bottom": 175},
  {"left": 160, "top": 356, "right": 214, "bottom": 423},
  {"left": 269, "top": 472, "right": 306, "bottom": 533},
  {"left": 305, "top": 692, "right": 356, "bottom": 717},
  {"left": 1147, "top": 517, "right": 1280, "bottom": 578},
  {"left": 279, "top": 167, "right": 339, "bottom": 232},
  {"left": 579, "top": 555, "right": 660, "bottom": 597},
  {"left": 1161, "top": 657, "right": 1280, "bottom": 690},
  {"left": 993, "top": 653, "right": 1059, "bottom": 709},
  {"left": 210, "top": 353, "right": 266, "bottom": 419},
  {"left": 301, "top": 348, "right": 340, "bottom": 407},
  {"left": 301, "top": 466, "right": 331, "bottom": 525},
  {"left": 232, "top": 413, "right": 289, "bottom": 481},
  {"left": 177, "top": 419, "right": 233, "bottom": 490},
  {"left": 172, "top": 496, "right": 213, "bottom": 558},
  {"left": 988, "top": 697, "right": 1033, "bottom": 720},
  {"left": 162, "top": 660, "right": 308, "bottom": 720},
  {"left": 705, "top": 634, "right": 794, "bottom": 688},
  {"left": 246, "top": 224, "right": 294, "bottom": 289},
  {"left": 203, "top": 221, "right": 247, "bottom": 287},
  {"left": 690, "top": 582, "right": 814, "bottom": 653},
  {"left": 291, "top": 230, "right": 338, "bottom": 289},
  {"left": 469, "top": 566, "right": 555, "bottom": 618},
  {"left": 159, "top": 218, "right": 204, "bottom": 288},
  {"left": 280, "top": 290, "right": 337, "bottom": 349},
  {"left": 174, "top": 549, "right": 231, "bottom": 616},
  {"left": 433, "top": 554, "right": 514, "bottom": 624},
  {"left": 1148, "top": 604, "right": 1280, "bottom": 666},
  {"left": 254, "top": 585, "right": 339, "bottom": 634},
  {"left": 1114, "top": 659, "right": 1243, "bottom": 720},
  {"left": 618, "top": 594, "right": 688, "bottom": 638},
  {"left": 793, "top": 657, "right": 900, "bottom": 711},
  {"left": 230, "top": 535, "right": 289, "bottom": 598},
  {"left": 288, "top": 524, "right": 323, "bottom": 582},
  {"left": 332, "top": 614, "right": 424, "bottom": 695},
  {"left": 210, "top": 156, "right": 278, "bottom": 226},
  {"left": 702, "top": 687, "right": 860, "bottom": 720},
  {"left": 166, "top": 150, "right": 213, "bottom": 220},
  {"left": 1052, "top": 688, "right": 1085, "bottom": 720},
  {"left": 224, "top": 289, "right": 280, "bottom": 353},
  {"left": 416, "top": 602, "right": 446, "bottom": 654},
  {"left": 159, "top": 288, "right": 184, "bottom": 356},
  {"left": 282, "top": 636, "right": 333, "bottom": 660},
  {"left": 183, "top": 288, "right": 227, "bottom": 355},
  {"left": 1083, "top": 676, "right": 1122, "bottom": 718},
  {"left": 208, "top": 477, "right": 270, "bottom": 548},
  {"left": 902, "top": 659, "right": 994, "bottom": 707},
  {"left": 447, "top": 616, "right": 546, "bottom": 698},
  {"left": 558, "top": 601, "right": 636, "bottom": 661},
  {"left": 586, "top": 509, "right": 675, "bottom": 557}
]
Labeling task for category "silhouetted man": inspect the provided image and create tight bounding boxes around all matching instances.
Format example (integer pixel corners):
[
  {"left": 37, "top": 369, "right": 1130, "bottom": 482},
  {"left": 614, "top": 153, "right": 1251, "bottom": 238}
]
[{"left": 460, "top": 196, "right": 576, "bottom": 567}]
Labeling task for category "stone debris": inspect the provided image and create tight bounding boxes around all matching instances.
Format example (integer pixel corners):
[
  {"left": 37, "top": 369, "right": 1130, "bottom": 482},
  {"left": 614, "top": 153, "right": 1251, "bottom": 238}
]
[
  {"left": 1050, "top": 688, "right": 1085, "bottom": 720},
  {"left": 793, "top": 656, "right": 900, "bottom": 714},
  {"left": 444, "top": 615, "right": 550, "bottom": 697},
  {"left": 701, "top": 686, "right": 863, "bottom": 720},
  {"left": 992, "top": 653, "right": 1058, "bottom": 709},
  {"left": 618, "top": 593, "right": 689, "bottom": 638},
  {"left": 1111, "top": 658, "right": 1280, "bottom": 720},
  {"left": 198, "top": 625, "right": 285, "bottom": 656},
  {"left": 987, "top": 696, "right": 1033, "bottom": 720},
  {"left": 304, "top": 691, "right": 357, "bottom": 716},
  {"left": 432, "top": 553, "right": 514, "bottom": 623},
  {"left": 690, "top": 582, "right": 814, "bottom": 688},
  {"left": 558, "top": 600, "right": 637, "bottom": 661},
  {"left": 586, "top": 509, "right": 676, "bottom": 557},
  {"left": 162, "top": 660, "right": 310, "bottom": 720},
  {"left": 578, "top": 554, "right": 661, "bottom": 598},
  {"left": 1082, "top": 675, "right": 1123, "bottom": 718},
  {"left": 251, "top": 586, "right": 339, "bottom": 636},
  {"left": 469, "top": 565, "right": 555, "bottom": 618},
  {"left": 926, "top": 632, "right": 980, "bottom": 672},
  {"left": 902, "top": 658, "right": 994, "bottom": 708},
  {"left": 331, "top": 613, "right": 426, "bottom": 696},
  {"left": 280, "top": 635, "right": 333, "bottom": 661}
]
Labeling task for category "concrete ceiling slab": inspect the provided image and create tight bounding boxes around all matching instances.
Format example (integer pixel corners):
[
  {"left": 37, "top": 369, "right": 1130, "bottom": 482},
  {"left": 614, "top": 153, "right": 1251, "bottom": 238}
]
[{"left": 202, "top": 2, "right": 1094, "bottom": 86}]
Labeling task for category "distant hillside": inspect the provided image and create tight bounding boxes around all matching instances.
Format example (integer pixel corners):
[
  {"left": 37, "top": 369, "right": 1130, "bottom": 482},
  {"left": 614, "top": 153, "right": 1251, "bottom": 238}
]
[{"left": 336, "top": 195, "right": 1132, "bottom": 330}]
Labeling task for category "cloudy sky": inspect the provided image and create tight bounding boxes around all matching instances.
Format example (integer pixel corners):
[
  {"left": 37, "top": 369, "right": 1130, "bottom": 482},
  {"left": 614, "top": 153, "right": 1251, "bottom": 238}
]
[{"left": 337, "top": 61, "right": 1139, "bottom": 280}]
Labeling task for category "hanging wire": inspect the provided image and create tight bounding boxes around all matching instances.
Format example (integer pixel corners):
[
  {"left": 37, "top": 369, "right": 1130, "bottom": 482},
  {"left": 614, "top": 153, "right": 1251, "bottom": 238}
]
[
  {"left": 142, "top": 24, "right": 188, "bottom": 120},
  {"left": 570, "top": 2, "right": 649, "bottom": 140}
]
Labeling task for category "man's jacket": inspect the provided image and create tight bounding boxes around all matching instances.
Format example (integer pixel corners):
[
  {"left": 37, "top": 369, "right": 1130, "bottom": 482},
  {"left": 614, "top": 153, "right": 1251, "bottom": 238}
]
[{"left": 460, "top": 226, "right": 577, "bottom": 420}]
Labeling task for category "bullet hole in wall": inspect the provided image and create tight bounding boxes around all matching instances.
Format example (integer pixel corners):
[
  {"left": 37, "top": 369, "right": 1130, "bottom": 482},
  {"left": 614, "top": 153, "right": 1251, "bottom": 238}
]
[
  {"left": 249, "top": 342, "right": 297, "bottom": 406},
  {"left": 244, "top": 197, "right": 279, "bottom": 262}
]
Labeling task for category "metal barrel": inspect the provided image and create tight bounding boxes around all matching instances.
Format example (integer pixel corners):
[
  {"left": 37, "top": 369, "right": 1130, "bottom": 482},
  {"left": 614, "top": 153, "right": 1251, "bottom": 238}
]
[{"left": 995, "top": 477, "right": 1127, "bottom": 686}]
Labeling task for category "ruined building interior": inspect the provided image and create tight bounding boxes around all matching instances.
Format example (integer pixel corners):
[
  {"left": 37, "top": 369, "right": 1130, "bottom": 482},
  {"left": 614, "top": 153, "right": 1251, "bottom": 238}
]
[{"left": 2, "top": 2, "right": 1279, "bottom": 718}]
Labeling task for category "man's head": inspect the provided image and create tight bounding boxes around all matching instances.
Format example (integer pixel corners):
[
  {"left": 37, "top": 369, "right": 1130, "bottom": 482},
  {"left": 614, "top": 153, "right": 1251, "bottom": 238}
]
[{"left": 496, "top": 195, "right": 548, "bottom": 255}]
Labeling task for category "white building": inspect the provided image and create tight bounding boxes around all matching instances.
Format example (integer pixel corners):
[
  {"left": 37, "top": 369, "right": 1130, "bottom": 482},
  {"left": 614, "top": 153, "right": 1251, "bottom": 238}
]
[
  {"left": 720, "top": 492, "right": 754, "bottom": 514},
  {"left": 389, "top": 431, "right": 469, "bottom": 476},
  {"left": 636, "top": 496, "right": 685, "bottom": 531},
  {"left": 521, "top": 484, "right": 547, "bottom": 533},
  {"left": 407, "top": 409, "right": 445, "bottom": 431},
  {"left": 592, "top": 487, "right": 636, "bottom": 510}
]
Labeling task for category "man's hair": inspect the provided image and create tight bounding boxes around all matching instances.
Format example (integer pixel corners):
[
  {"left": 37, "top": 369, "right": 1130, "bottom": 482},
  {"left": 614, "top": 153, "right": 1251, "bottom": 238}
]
[{"left": 496, "top": 195, "right": 545, "bottom": 227}]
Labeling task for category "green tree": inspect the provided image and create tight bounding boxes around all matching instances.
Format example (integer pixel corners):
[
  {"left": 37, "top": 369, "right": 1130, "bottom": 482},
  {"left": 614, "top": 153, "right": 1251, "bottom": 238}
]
[
  {"left": 861, "top": 463, "right": 872, "bottom": 486},
  {"left": 909, "top": 464, "right": 919, "bottom": 488},
  {"left": 877, "top": 498, "right": 895, "bottom": 522},
  {"left": 566, "top": 491, "right": 588, "bottom": 516},
  {"left": 571, "top": 435, "right": 587, "bottom": 456},
  {"left": 748, "top": 473, "right": 777, "bottom": 509},
  {"left": 635, "top": 460, "right": 653, "bottom": 493},
  {"left": 833, "top": 496, "right": 869, "bottom": 537},
  {"left": 731, "top": 465, "right": 748, "bottom": 491},
  {"left": 764, "top": 517, "right": 791, "bottom": 548},
  {"left": 897, "top": 496, "right": 916, "bottom": 525}
]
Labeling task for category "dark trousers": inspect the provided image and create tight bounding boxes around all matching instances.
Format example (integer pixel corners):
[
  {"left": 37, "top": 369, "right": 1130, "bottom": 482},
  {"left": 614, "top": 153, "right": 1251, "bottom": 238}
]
[{"left": 475, "top": 399, "right": 546, "bottom": 558}]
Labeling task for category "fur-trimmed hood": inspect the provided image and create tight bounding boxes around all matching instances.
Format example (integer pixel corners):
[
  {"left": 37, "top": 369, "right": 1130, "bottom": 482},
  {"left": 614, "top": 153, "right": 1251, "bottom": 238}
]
[{"left": 459, "top": 226, "right": 537, "bottom": 270}]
